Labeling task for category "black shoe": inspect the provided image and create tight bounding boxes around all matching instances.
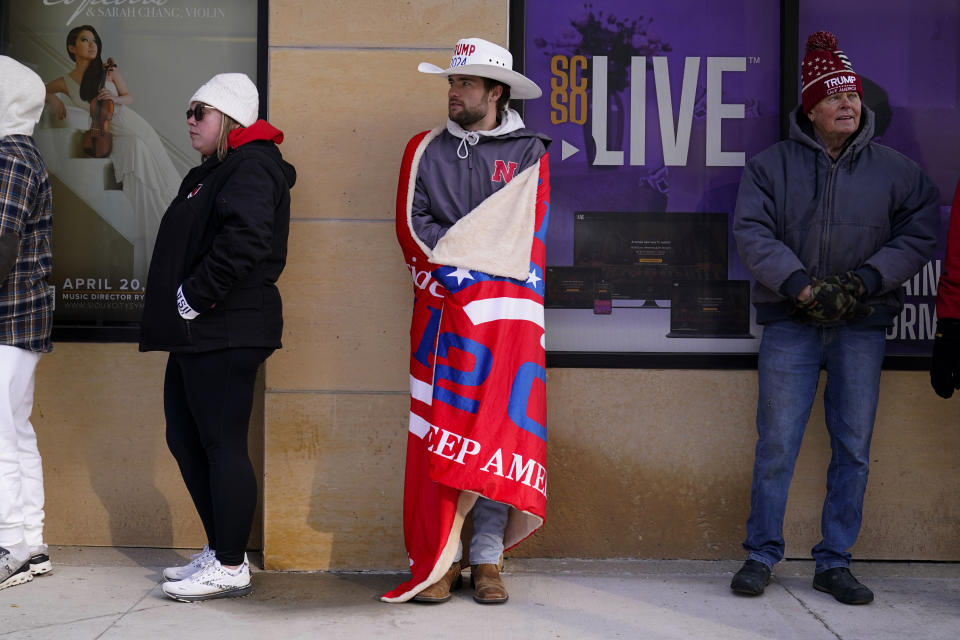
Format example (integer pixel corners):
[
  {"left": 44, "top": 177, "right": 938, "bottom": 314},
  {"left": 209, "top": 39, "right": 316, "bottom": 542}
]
[
  {"left": 730, "top": 559, "right": 771, "bottom": 596},
  {"left": 813, "top": 567, "right": 874, "bottom": 605}
]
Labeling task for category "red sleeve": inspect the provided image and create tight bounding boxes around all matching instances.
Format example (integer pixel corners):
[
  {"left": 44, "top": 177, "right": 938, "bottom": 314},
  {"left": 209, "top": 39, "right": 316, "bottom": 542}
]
[
  {"left": 936, "top": 179, "right": 960, "bottom": 319},
  {"left": 395, "top": 130, "right": 432, "bottom": 253}
]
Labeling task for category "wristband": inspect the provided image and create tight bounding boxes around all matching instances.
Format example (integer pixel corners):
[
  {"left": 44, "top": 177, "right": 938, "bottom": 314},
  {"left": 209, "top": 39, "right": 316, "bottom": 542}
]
[{"left": 176, "top": 284, "right": 200, "bottom": 320}]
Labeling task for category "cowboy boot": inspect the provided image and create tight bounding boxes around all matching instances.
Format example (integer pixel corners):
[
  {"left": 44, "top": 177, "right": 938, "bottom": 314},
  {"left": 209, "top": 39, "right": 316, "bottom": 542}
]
[
  {"left": 471, "top": 563, "right": 508, "bottom": 604},
  {"left": 412, "top": 561, "right": 462, "bottom": 603}
]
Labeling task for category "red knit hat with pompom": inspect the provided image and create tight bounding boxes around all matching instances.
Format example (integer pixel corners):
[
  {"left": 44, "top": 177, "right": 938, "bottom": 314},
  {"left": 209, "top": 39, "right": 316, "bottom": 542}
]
[{"left": 801, "top": 31, "right": 862, "bottom": 113}]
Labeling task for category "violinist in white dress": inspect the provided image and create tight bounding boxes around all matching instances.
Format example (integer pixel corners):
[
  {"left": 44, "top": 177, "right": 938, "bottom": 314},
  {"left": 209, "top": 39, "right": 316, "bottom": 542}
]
[{"left": 45, "top": 24, "right": 180, "bottom": 280}]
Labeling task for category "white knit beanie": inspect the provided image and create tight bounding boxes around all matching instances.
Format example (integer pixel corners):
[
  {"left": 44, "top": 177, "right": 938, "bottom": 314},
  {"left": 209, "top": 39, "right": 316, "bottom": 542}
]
[
  {"left": 189, "top": 73, "right": 259, "bottom": 127},
  {"left": 0, "top": 56, "right": 46, "bottom": 138}
]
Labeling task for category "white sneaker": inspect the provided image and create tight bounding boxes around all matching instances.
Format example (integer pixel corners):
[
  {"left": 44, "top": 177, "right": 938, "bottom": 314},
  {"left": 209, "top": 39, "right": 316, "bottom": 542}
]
[
  {"left": 163, "top": 545, "right": 216, "bottom": 581},
  {"left": 0, "top": 546, "right": 33, "bottom": 591},
  {"left": 29, "top": 544, "right": 52, "bottom": 576},
  {"left": 161, "top": 557, "right": 251, "bottom": 602}
]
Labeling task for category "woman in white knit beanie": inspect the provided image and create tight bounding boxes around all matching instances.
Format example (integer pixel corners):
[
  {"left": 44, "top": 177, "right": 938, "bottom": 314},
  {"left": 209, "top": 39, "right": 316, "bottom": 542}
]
[{"left": 139, "top": 72, "right": 296, "bottom": 603}]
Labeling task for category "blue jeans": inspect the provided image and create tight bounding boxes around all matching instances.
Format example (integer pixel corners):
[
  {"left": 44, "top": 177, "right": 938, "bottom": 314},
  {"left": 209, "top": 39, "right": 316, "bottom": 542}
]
[
  {"left": 744, "top": 320, "right": 885, "bottom": 573},
  {"left": 454, "top": 497, "right": 509, "bottom": 565}
]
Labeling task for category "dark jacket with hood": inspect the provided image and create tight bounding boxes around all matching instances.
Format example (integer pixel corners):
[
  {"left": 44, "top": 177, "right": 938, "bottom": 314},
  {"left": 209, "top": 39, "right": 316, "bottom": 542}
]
[
  {"left": 733, "top": 104, "right": 939, "bottom": 326},
  {"left": 139, "top": 121, "right": 296, "bottom": 352}
]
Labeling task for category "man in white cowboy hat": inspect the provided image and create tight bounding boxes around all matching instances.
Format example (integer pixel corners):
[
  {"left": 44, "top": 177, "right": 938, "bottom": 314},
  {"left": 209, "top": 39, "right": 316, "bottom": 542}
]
[
  {"left": 411, "top": 37, "right": 547, "bottom": 250},
  {"left": 394, "top": 37, "right": 550, "bottom": 606}
]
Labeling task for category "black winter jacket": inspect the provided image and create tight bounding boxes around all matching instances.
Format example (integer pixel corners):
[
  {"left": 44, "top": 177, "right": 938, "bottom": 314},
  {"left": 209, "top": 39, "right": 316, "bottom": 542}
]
[{"left": 139, "top": 138, "right": 296, "bottom": 352}]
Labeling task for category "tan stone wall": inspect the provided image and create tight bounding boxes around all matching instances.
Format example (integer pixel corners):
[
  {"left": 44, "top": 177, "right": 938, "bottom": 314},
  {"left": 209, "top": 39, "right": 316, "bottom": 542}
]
[
  {"left": 523, "top": 369, "right": 960, "bottom": 563},
  {"left": 30, "top": 0, "right": 960, "bottom": 569},
  {"left": 261, "top": 0, "right": 510, "bottom": 569},
  {"left": 35, "top": 344, "right": 263, "bottom": 549}
]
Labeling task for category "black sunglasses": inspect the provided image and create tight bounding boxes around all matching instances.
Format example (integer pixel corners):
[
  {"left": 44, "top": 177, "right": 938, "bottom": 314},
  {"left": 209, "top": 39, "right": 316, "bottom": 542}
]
[{"left": 185, "top": 104, "right": 216, "bottom": 121}]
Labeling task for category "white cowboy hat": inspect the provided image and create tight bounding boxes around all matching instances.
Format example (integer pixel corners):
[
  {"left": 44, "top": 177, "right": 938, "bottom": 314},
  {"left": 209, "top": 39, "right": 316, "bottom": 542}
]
[{"left": 418, "top": 37, "right": 542, "bottom": 99}]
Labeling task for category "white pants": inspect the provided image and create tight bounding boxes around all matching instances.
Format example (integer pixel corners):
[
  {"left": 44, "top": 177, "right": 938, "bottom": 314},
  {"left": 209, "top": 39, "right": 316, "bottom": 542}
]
[{"left": 0, "top": 345, "right": 44, "bottom": 549}]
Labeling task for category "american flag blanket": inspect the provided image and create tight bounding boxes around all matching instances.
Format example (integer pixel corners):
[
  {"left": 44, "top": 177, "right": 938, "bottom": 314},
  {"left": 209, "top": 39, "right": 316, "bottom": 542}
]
[{"left": 382, "top": 129, "right": 550, "bottom": 602}]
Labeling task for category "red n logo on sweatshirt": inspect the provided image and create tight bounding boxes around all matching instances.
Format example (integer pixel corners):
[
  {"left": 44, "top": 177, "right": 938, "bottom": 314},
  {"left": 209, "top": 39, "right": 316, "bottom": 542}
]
[{"left": 491, "top": 160, "right": 518, "bottom": 183}]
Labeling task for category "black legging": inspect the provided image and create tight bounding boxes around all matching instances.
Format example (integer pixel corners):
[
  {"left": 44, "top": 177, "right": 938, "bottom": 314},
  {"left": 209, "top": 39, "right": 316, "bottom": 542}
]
[{"left": 163, "top": 347, "right": 273, "bottom": 566}]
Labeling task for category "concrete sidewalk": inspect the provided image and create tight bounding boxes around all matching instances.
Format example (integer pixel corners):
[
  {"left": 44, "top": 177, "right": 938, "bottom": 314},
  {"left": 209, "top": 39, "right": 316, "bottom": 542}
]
[{"left": 2, "top": 547, "right": 958, "bottom": 639}]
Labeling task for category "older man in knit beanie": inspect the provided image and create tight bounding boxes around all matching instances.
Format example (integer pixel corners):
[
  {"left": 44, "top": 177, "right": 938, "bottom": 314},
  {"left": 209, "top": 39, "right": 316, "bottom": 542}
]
[
  {"left": 729, "top": 32, "right": 939, "bottom": 604},
  {"left": 0, "top": 56, "right": 55, "bottom": 591}
]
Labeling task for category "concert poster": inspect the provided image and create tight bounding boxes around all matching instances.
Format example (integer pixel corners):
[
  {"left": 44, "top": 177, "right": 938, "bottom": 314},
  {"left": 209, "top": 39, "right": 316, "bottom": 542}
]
[{"left": 0, "top": 0, "right": 263, "bottom": 339}]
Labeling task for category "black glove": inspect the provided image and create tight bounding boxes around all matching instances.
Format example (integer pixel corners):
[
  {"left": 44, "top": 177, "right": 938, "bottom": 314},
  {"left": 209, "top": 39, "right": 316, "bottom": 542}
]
[{"left": 930, "top": 318, "right": 960, "bottom": 399}]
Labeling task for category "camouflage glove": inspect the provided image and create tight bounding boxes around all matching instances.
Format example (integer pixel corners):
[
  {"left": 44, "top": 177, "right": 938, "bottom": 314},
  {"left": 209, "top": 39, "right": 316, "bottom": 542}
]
[
  {"left": 821, "top": 271, "right": 874, "bottom": 319},
  {"left": 931, "top": 318, "right": 960, "bottom": 399},
  {"left": 822, "top": 271, "right": 863, "bottom": 298},
  {"left": 792, "top": 279, "right": 859, "bottom": 325}
]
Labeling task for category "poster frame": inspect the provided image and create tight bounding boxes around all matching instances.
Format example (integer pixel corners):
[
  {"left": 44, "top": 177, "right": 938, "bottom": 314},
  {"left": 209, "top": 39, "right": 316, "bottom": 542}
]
[
  {"left": 512, "top": 0, "right": 931, "bottom": 370},
  {"left": 0, "top": 0, "right": 269, "bottom": 344}
]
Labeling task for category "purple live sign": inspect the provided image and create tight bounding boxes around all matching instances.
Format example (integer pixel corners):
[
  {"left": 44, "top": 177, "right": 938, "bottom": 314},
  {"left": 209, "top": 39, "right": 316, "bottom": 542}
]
[
  {"left": 525, "top": 0, "right": 778, "bottom": 356},
  {"left": 523, "top": 0, "right": 959, "bottom": 359}
]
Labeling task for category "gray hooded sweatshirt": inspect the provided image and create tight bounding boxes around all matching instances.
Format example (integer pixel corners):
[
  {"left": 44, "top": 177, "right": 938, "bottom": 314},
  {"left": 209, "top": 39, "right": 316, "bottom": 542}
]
[{"left": 412, "top": 108, "right": 550, "bottom": 249}]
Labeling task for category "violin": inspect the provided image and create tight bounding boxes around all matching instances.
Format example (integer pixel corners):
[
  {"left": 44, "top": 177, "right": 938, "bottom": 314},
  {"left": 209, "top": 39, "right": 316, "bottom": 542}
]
[{"left": 82, "top": 58, "right": 117, "bottom": 158}]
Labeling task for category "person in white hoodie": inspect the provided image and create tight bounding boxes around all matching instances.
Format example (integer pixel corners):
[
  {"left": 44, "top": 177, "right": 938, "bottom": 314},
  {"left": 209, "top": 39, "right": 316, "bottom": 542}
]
[{"left": 0, "top": 56, "right": 55, "bottom": 591}]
